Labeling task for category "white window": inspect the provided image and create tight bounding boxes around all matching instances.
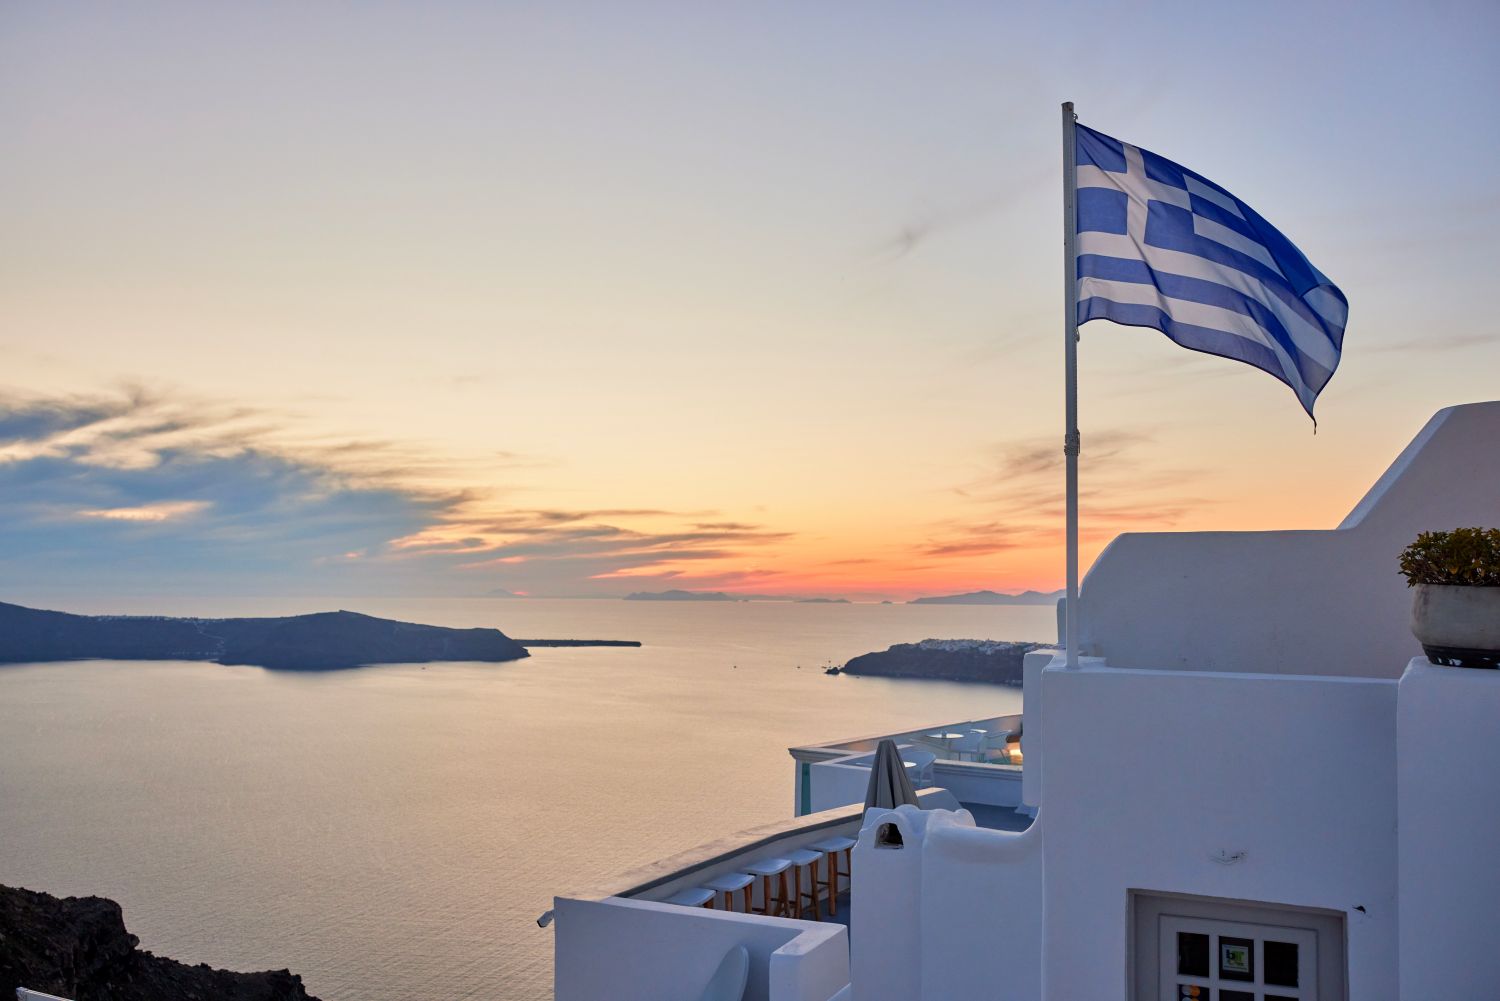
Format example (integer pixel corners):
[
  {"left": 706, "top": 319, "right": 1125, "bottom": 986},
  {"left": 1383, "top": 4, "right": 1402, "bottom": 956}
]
[{"left": 1133, "top": 893, "right": 1345, "bottom": 1001}]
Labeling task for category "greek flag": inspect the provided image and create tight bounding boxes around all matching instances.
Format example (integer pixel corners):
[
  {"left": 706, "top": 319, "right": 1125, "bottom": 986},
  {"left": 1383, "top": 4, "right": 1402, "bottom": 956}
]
[{"left": 1074, "top": 123, "right": 1347, "bottom": 419}]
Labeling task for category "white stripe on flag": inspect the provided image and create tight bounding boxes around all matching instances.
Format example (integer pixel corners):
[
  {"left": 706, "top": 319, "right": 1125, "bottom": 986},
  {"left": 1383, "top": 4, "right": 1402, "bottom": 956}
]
[
  {"left": 1183, "top": 175, "right": 1244, "bottom": 219},
  {"left": 1191, "top": 214, "right": 1280, "bottom": 271},
  {"left": 1304, "top": 286, "right": 1349, "bottom": 330},
  {"left": 1077, "top": 276, "right": 1313, "bottom": 401},
  {"left": 1077, "top": 230, "right": 1341, "bottom": 371}
]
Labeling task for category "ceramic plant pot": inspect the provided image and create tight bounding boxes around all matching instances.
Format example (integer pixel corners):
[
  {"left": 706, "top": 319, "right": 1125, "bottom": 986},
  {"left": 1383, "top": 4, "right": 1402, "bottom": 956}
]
[{"left": 1411, "top": 584, "right": 1500, "bottom": 668}]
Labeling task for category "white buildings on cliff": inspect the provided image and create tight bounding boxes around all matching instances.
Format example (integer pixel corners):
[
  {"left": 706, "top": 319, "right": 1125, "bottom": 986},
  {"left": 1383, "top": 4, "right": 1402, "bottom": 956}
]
[{"left": 549, "top": 401, "right": 1500, "bottom": 1001}]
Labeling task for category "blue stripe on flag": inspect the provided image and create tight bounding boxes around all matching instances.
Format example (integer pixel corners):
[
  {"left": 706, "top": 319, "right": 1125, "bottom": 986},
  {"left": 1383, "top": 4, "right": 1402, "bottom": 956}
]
[
  {"left": 1186, "top": 196, "right": 1260, "bottom": 243},
  {"left": 1078, "top": 255, "right": 1335, "bottom": 392},
  {"left": 1078, "top": 296, "right": 1287, "bottom": 383},
  {"left": 1073, "top": 121, "right": 1347, "bottom": 419},
  {"left": 1143, "top": 203, "right": 1335, "bottom": 340}
]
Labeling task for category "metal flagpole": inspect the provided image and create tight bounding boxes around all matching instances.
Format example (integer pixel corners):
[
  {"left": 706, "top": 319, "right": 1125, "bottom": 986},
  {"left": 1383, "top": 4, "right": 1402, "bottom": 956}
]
[{"left": 1061, "top": 101, "right": 1081, "bottom": 669}]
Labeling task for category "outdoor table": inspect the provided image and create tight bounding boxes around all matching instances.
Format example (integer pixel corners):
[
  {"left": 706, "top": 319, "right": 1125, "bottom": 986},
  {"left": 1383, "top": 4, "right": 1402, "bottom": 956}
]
[{"left": 925, "top": 731, "right": 967, "bottom": 752}]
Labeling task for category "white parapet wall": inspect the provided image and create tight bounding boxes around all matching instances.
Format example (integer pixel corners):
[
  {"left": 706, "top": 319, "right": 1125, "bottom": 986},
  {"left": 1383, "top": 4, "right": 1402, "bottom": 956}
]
[
  {"left": 1397, "top": 657, "right": 1500, "bottom": 997},
  {"left": 1039, "top": 661, "right": 1399, "bottom": 1001},
  {"left": 804, "top": 758, "right": 876, "bottom": 815},
  {"left": 553, "top": 897, "right": 848, "bottom": 1001},
  {"left": 1077, "top": 401, "right": 1500, "bottom": 679},
  {"left": 850, "top": 804, "right": 1042, "bottom": 1001},
  {"left": 1020, "top": 647, "right": 1078, "bottom": 814}
]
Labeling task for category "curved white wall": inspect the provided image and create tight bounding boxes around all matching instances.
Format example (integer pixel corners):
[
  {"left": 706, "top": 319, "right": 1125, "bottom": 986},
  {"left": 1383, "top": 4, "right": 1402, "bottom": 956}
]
[{"left": 1078, "top": 401, "right": 1500, "bottom": 678}]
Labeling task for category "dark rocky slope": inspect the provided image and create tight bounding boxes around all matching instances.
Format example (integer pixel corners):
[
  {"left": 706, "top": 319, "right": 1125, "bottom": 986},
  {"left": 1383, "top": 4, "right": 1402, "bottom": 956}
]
[
  {"left": 0, "top": 884, "right": 319, "bottom": 1001},
  {"left": 0, "top": 601, "right": 528, "bottom": 670},
  {"left": 839, "top": 639, "right": 1045, "bottom": 685}
]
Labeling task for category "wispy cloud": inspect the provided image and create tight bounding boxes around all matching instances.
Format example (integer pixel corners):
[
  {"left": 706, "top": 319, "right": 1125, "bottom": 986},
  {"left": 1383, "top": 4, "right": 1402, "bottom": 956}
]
[
  {"left": 1367, "top": 331, "right": 1500, "bottom": 354},
  {"left": 873, "top": 168, "right": 1052, "bottom": 262},
  {"left": 920, "top": 429, "right": 1208, "bottom": 570},
  {"left": 0, "top": 387, "right": 799, "bottom": 598},
  {"left": 78, "top": 500, "right": 212, "bottom": 522}
]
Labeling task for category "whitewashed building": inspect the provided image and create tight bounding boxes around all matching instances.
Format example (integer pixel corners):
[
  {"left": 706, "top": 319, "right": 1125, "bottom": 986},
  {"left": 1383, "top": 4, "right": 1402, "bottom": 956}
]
[{"left": 549, "top": 401, "right": 1500, "bottom": 1000}]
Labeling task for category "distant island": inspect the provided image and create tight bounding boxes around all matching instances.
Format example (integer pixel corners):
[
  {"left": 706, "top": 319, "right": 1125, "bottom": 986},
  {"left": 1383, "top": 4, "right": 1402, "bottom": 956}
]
[
  {"left": 624, "top": 590, "right": 738, "bottom": 601},
  {"left": 514, "top": 639, "right": 642, "bottom": 648},
  {"left": 0, "top": 601, "right": 530, "bottom": 670},
  {"left": 909, "top": 589, "right": 1064, "bottom": 606},
  {"left": 1, "top": 883, "right": 319, "bottom": 1001},
  {"left": 838, "top": 638, "right": 1047, "bottom": 685},
  {"left": 622, "top": 590, "right": 853, "bottom": 603}
]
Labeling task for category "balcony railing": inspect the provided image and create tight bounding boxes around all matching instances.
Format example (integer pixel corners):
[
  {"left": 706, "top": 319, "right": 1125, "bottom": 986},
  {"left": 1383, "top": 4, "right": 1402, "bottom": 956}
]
[{"left": 788, "top": 713, "right": 1024, "bottom": 817}]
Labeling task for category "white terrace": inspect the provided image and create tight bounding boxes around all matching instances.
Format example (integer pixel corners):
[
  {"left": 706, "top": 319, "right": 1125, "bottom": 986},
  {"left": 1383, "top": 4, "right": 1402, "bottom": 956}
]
[
  {"left": 788, "top": 712, "right": 1025, "bottom": 823},
  {"left": 549, "top": 401, "right": 1500, "bottom": 1001}
]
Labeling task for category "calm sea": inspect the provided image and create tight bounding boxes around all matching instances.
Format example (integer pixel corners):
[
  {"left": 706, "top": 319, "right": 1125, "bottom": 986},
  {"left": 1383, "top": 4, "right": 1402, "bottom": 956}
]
[{"left": 0, "top": 597, "right": 1051, "bottom": 1001}]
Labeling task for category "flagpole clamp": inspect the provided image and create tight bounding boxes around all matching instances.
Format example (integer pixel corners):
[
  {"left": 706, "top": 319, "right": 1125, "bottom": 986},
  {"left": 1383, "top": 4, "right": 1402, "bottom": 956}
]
[{"left": 1063, "top": 430, "right": 1081, "bottom": 457}]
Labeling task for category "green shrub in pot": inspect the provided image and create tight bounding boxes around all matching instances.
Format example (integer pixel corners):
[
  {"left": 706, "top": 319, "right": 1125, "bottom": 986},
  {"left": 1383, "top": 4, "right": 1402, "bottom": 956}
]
[{"left": 1400, "top": 528, "right": 1500, "bottom": 668}]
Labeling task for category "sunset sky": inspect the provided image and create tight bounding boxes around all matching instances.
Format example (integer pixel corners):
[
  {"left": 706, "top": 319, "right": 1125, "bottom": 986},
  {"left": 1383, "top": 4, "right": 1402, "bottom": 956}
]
[{"left": 3, "top": 1, "right": 1498, "bottom": 602}]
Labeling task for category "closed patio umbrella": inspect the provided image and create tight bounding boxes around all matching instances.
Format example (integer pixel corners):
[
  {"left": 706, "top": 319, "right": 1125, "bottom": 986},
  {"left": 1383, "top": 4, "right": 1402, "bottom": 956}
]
[{"left": 863, "top": 738, "right": 920, "bottom": 813}]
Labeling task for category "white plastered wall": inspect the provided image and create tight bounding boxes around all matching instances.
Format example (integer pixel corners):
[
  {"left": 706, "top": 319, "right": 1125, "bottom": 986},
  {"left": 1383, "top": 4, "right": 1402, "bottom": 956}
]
[
  {"left": 1397, "top": 658, "right": 1500, "bottom": 997},
  {"left": 850, "top": 805, "right": 1043, "bottom": 1001},
  {"left": 553, "top": 896, "right": 848, "bottom": 1001},
  {"left": 1077, "top": 401, "right": 1500, "bottom": 678},
  {"left": 1039, "top": 664, "right": 1398, "bottom": 1000}
]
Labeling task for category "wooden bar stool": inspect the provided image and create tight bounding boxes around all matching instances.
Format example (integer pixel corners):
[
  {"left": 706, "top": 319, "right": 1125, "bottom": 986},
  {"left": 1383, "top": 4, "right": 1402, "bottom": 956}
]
[
  {"left": 663, "top": 886, "right": 717, "bottom": 909},
  {"left": 744, "top": 857, "right": 793, "bottom": 917},
  {"left": 787, "top": 848, "right": 825, "bottom": 920},
  {"left": 703, "top": 871, "right": 756, "bottom": 913},
  {"left": 811, "top": 836, "right": 856, "bottom": 916}
]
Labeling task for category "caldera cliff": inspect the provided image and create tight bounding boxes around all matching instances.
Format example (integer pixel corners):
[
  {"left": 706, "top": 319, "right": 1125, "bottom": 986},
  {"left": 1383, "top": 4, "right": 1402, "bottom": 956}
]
[
  {"left": 0, "top": 884, "right": 319, "bottom": 1001},
  {"left": 0, "top": 601, "right": 529, "bottom": 670},
  {"left": 839, "top": 639, "right": 1045, "bottom": 685}
]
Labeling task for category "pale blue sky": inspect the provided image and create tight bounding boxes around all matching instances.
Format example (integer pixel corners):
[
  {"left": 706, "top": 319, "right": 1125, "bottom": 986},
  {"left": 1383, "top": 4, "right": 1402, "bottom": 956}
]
[{"left": 2, "top": 2, "right": 1497, "bottom": 600}]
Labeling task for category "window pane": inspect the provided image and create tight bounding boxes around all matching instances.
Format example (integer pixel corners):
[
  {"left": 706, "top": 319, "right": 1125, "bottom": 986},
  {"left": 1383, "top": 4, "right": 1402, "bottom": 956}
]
[
  {"left": 1266, "top": 996, "right": 1298, "bottom": 1001},
  {"left": 1177, "top": 986, "right": 1210, "bottom": 1000},
  {"left": 1264, "top": 939, "right": 1299, "bottom": 986},
  {"left": 1178, "top": 931, "right": 1210, "bottom": 976},
  {"left": 1218, "top": 937, "right": 1255, "bottom": 981},
  {"left": 1220, "top": 992, "right": 1254, "bottom": 1001}
]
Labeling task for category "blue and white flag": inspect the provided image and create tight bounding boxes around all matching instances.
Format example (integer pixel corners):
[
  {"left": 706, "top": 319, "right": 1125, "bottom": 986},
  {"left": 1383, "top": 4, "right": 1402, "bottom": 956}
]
[{"left": 1074, "top": 123, "right": 1347, "bottom": 419}]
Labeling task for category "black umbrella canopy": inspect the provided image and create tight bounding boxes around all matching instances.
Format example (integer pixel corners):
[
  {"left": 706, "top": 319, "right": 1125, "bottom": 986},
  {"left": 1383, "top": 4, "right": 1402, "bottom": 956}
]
[{"left": 864, "top": 738, "right": 920, "bottom": 813}]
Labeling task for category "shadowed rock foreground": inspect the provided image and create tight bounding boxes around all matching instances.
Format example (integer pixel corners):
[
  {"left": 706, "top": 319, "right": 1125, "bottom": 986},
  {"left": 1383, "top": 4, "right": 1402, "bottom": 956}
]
[{"left": 0, "top": 884, "right": 319, "bottom": 1001}]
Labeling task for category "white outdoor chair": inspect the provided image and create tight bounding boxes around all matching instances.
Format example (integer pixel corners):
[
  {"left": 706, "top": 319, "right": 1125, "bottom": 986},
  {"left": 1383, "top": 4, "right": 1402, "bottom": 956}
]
[
  {"left": 664, "top": 886, "right": 717, "bottom": 908},
  {"left": 811, "top": 835, "right": 857, "bottom": 916},
  {"left": 703, "top": 871, "right": 755, "bottom": 912},
  {"left": 698, "top": 944, "right": 749, "bottom": 1001},
  {"left": 902, "top": 749, "right": 937, "bottom": 785},
  {"left": 952, "top": 731, "right": 986, "bottom": 762},
  {"left": 744, "top": 857, "right": 793, "bottom": 917}
]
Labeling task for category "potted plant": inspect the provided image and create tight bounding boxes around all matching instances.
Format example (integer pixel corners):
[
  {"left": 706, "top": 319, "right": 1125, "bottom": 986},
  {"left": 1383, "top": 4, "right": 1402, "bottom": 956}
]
[{"left": 1399, "top": 527, "right": 1500, "bottom": 668}]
